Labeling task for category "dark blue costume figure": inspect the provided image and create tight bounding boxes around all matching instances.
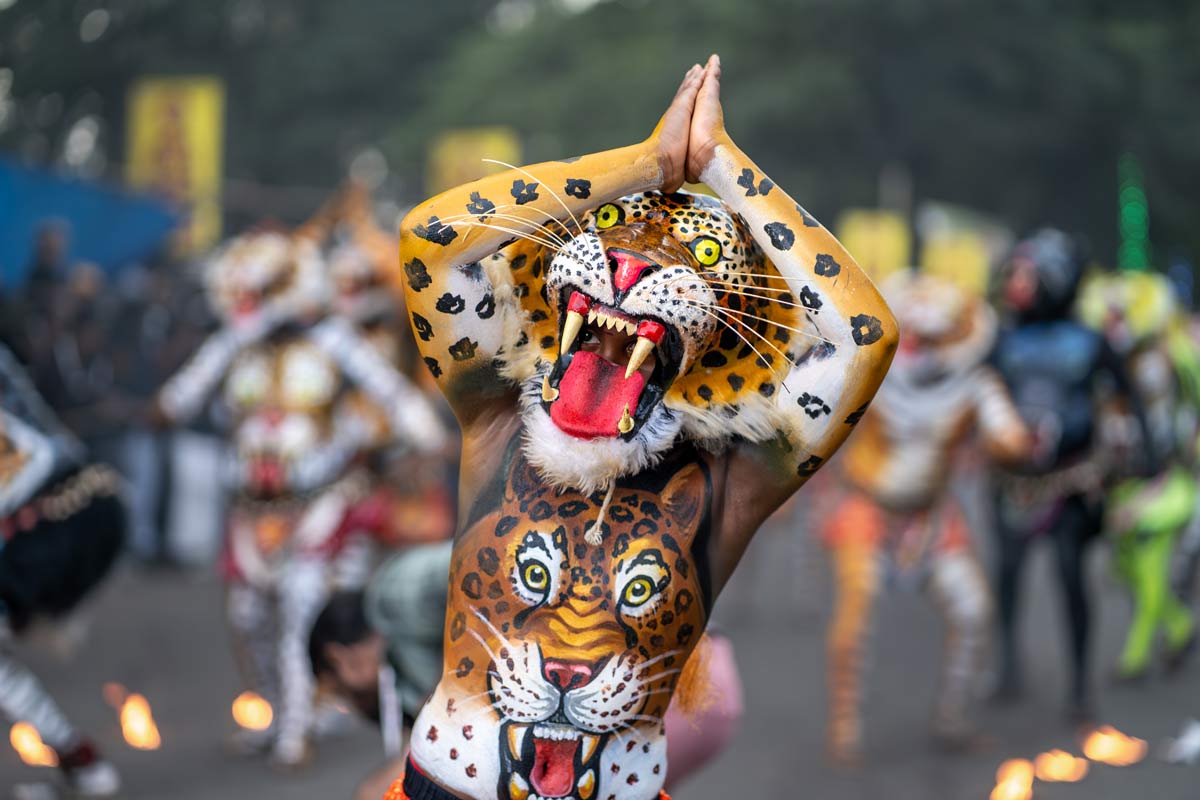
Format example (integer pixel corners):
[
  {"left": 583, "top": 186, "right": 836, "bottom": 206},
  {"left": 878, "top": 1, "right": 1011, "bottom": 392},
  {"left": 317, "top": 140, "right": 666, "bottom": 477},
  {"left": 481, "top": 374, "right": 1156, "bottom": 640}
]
[{"left": 990, "top": 230, "right": 1147, "bottom": 720}]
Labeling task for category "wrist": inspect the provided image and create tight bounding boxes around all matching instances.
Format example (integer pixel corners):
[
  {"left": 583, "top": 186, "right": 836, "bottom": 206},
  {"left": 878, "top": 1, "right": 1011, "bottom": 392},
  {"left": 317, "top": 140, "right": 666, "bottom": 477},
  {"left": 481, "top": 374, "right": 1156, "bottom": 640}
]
[{"left": 694, "top": 131, "right": 736, "bottom": 186}]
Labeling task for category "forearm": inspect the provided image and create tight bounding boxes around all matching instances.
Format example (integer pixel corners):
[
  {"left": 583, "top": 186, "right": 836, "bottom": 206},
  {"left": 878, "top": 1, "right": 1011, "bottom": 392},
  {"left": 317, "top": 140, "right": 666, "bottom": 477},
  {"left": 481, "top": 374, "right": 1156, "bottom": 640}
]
[
  {"left": 399, "top": 140, "right": 663, "bottom": 269},
  {"left": 701, "top": 135, "right": 896, "bottom": 488},
  {"left": 311, "top": 318, "right": 447, "bottom": 452},
  {"left": 158, "top": 329, "right": 243, "bottom": 423}
]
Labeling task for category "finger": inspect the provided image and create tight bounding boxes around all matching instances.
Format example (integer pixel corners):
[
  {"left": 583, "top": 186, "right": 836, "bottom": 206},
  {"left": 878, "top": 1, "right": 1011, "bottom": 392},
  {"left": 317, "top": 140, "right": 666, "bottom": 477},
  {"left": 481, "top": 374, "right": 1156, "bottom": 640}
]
[
  {"left": 698, "top": 60, "right": 721, "bottom": 104},
  {"left": 673, "top": 64, "right": 703, "bottom": 100}
]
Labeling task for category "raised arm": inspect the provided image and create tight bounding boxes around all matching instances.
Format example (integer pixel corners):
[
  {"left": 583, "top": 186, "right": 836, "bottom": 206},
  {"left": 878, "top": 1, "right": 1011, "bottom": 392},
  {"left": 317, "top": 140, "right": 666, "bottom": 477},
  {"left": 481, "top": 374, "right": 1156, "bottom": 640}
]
[
  {"left": 309, "top": 316, "right": 447, "bottom": 453},
  {"left": 397, "top": 65, "right": 708, "bottom": 425},
  {"left": 687, "top": 57, "right": 897, "bottom": 528}
]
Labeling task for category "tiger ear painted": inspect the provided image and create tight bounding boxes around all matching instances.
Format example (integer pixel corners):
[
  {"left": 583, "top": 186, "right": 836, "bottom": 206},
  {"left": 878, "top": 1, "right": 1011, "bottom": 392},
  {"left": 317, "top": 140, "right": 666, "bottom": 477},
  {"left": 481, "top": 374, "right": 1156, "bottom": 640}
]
[
  {"left": 503, "top": 452, "right": 544, "bottom": 504},
  {"left": 661, "top": 463, "right": 707, "bottom": 545}
]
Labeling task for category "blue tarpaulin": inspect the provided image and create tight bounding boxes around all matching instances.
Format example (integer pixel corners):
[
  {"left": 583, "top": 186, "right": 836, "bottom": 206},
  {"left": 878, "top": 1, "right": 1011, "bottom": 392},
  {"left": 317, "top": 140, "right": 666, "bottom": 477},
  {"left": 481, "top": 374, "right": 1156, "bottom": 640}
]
[{"left": 0, "top": 158, "right": 180, "bottom": 287}]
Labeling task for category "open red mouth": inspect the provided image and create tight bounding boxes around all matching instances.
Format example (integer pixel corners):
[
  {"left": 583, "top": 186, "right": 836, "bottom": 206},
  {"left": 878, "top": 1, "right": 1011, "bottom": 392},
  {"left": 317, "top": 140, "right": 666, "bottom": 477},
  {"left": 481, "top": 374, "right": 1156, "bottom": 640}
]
[
  {"left": 542, "top": 290, "right": 680, "bottom": 440},
  {"left": 502, "top": 722, "right": 602, "bottom": 799}
]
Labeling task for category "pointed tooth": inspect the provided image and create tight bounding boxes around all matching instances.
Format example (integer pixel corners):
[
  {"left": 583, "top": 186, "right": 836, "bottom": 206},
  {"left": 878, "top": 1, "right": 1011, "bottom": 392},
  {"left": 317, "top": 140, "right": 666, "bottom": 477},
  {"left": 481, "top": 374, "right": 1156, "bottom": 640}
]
[
  {"left": 618, "top": 404, "right": 635, "bottom": 434},
  {"left": 626, "top": 319, "right": 637, "bottom": 335},
  {"left": 541, "top": 373, "right": 559, "bottom": 402},
  {"left": 625, "top": 336, "right": 655, "bottom": 379},
  {"left": 561, "top": 310, "right": 584, "bottom": 355},
  {"left": 587, "top": 309, "right": 597, "bottom": 324},
  {"left": 509, "top": 772, "right": 530, "bottom": 800},
  {"left": 508, "top": 724, "right": 529, "bottom": 758},
  {"left": 577, "top": 768, "right": 596, "bottom": 799},
  {"left": 579, "top": 734, "right": 600, "bottom": 764}
]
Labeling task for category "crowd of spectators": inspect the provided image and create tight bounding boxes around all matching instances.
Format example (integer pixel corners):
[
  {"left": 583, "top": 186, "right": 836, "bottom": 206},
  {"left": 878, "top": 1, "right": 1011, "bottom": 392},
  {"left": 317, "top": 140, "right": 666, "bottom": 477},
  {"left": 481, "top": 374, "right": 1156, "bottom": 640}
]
[{"left": 1, "top": 224, "right": 217, "bottom": 564}]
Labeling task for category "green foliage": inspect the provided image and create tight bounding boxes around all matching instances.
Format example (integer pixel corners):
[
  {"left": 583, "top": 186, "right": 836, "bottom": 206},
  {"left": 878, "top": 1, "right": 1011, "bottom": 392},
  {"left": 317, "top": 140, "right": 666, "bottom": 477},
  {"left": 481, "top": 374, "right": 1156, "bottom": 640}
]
[{"left": 3, "top": 0, "right": 1200, "bottom": 265}]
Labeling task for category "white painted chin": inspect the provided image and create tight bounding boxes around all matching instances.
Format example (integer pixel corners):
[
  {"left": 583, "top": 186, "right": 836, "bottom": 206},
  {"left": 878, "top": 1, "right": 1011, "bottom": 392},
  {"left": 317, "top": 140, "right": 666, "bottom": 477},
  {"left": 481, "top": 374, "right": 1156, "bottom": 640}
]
[{"left": 518, "top": 376, "right": 682, "bottom": 495}]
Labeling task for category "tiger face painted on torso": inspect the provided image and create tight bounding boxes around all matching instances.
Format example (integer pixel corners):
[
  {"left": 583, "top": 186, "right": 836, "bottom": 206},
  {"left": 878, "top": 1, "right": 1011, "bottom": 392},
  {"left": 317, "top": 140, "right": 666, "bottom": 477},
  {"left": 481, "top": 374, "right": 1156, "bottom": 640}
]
[{"left": 410, "top": 436, "right": 710, "bottom": 800}]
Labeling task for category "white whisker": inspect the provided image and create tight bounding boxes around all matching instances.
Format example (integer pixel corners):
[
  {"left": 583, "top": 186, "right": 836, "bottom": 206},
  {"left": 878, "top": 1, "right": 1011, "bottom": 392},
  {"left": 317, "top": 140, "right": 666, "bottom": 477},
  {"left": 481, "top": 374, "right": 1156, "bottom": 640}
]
[
  {"left": 481, "top": 159, "right": 584, "bottom": 237},
  {"left": 437, "top": 209, "right": 570, "bottom": 248},
  {"left": 448, "top": 219, "right": 565, "bottom": 254}
]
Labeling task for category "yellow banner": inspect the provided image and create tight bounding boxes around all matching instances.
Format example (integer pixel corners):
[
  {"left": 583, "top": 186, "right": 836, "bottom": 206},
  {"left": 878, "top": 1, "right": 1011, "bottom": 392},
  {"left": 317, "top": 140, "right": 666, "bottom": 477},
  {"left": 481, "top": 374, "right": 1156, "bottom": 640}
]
[
  {"left": 126, "top": 76, "right": 224, "bottom": 255},
  {"left": 836, "top": 209, "right": 911, "bottom": 283},
  {"left": 427, "top": 128, "right": 521, "bottom": 197},
  {"left": 920, "top": 231, "right": 990, "bottom": 296}
]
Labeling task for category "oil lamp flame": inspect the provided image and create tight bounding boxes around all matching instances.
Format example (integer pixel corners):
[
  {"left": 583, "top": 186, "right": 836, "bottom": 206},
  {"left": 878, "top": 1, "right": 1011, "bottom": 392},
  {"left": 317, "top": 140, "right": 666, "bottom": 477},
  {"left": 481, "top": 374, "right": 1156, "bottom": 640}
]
[
  {"left": 119, "top": 693, "right": 161, "bottom": 750},
  {"left": 989, "top": 758, "right": 1034, "bottom": 800},
  {"left": 1082, "top": 725, "right": 1146, "bottom": 767},
  {"left": 9, "top": 722, "right": 58, "bottom": 767},
  {"left": 232, "top": 691, "right": 273, "bottom": 732},
  {"left": 1034, "top": 749, "right": 1089, "bottom": 782}
]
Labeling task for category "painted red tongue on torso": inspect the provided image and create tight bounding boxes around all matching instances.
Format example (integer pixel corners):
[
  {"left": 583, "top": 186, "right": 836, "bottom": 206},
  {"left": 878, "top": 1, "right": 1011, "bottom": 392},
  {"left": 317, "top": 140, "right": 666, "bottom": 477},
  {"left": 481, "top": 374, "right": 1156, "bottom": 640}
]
[
  {"left": 550, "top": 351, "right": 646, "bottom": 439},
  {"left": 530, "top": 737, "right": 580, "bottom": 797}
]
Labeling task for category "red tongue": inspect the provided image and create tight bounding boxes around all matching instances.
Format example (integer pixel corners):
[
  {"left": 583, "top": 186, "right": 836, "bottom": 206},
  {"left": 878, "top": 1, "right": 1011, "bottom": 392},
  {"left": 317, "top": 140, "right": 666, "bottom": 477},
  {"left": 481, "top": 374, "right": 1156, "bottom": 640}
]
[
  {"left": 550, "top": 351, "right": 646, "bottom": 439},
  {"left": 530, "top": 737, "right": 579, "bottom": 798}
]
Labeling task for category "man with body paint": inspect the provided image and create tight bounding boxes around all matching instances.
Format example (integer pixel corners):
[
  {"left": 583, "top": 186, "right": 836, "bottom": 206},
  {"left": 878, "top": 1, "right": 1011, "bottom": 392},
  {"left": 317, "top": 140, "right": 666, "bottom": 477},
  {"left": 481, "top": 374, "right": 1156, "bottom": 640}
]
[{"left": 386, "top": 56, "right": 896, "bottom": 800}]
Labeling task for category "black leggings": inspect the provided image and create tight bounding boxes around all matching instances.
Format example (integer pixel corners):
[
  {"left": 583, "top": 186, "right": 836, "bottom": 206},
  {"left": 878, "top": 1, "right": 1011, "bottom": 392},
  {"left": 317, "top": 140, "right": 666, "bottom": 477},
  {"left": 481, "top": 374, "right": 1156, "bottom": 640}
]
[{"left": 993, "top": 493, "right": 1102, "bottom": 707}]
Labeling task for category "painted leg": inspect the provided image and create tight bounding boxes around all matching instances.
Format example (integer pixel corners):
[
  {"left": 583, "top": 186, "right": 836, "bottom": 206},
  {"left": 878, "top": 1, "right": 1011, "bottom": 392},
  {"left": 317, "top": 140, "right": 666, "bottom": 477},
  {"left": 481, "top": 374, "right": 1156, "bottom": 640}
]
[
  {"left": 0, "top": 644, "right": 80, "bottom": 750},
  {"left": 0, "top": 644, "right": 120, "bottom": 796},
  {"left": 1115, "top": 529, "right": 1167, "bottom": 679},
  {"left": 272, "top": 557, "right": 329, "bottom": 767},
  {"left": 927, "top": 549, "right": 991, "bottom": 745},
  {"left": 826, "top": 535, "right": 881, "bottom": 764}
]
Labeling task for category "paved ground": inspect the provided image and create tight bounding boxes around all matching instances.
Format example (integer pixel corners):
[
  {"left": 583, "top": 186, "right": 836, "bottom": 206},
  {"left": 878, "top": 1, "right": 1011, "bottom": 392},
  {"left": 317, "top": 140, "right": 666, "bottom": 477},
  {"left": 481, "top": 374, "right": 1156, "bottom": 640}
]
[{"left": 3, "top": 507, "right": 1199, "bottom": 799}]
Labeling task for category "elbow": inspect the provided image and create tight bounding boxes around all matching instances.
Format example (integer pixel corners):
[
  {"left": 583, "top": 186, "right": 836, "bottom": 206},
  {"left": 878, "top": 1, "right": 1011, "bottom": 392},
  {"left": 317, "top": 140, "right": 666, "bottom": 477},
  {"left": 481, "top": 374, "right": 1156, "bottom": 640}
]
[{"left": 866, "top": 306, "right": 900, "bottom": 372}]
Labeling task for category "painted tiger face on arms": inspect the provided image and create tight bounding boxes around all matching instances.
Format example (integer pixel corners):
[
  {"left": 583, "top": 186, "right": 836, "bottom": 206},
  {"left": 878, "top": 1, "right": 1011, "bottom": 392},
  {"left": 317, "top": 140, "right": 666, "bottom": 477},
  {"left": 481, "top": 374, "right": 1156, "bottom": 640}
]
[{"left": 411, "top": 450, "right": 708, "bottom": 800}]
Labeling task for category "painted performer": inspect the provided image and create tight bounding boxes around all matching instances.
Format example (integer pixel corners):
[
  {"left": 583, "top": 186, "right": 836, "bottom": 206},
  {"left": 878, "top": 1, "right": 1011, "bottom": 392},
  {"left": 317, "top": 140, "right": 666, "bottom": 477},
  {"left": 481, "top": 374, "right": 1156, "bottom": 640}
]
[
  {"left": 990, "top": 229, "right": 1151, "bottom": 720},
  {"left": 156, "top": 230, "right": 446, "bottom": 767},
  {"left": 324, "top": 190, "right": 458, "bottom": 548},
  {"left": 0, "top": 343, "right": 125, "bottom": 796},
  {"left": 1079, "top": 269, "right": 1200, "bottom": 680},
  {"left": 387, "top": 55, "right": 896, "bottom": 800},
  {"left": 819, "top": 271, "right": 1031, "bottom": 763}
]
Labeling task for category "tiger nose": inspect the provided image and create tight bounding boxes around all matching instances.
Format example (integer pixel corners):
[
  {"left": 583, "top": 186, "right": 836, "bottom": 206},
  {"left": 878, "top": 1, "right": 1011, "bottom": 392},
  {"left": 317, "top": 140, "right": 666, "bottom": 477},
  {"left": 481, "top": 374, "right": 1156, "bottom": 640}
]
[
  {"left": 542, "top": 659, "right": 594, "bottom": 691},
  {"left": 610, "top": 250, "right": 653, "bottom": 292}
]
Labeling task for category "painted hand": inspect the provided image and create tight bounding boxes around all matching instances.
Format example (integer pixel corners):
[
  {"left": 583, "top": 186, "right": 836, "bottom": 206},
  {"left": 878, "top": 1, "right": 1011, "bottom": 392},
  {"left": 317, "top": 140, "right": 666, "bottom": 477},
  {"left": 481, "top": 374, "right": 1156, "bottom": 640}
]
[
  {"left": 648, "top": 63, "right": 704, "bottom": 193},
  {"left": 686, "top": 54, "right": 726, "bottom": 185}
]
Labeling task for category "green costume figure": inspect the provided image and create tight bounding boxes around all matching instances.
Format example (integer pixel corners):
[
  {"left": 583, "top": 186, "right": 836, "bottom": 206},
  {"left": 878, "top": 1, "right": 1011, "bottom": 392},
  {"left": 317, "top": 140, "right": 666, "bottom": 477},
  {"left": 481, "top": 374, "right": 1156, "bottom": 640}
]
[{"left": 1080, "top": 270, "right": 1200, "bottom": 679}]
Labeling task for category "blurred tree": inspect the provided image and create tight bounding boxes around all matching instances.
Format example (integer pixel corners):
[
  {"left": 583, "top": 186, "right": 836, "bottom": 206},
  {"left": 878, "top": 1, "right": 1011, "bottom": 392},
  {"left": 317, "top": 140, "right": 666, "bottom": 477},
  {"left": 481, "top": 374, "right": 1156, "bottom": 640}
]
[
  {"left": 2, "top": 0, "right": 1199, "bottom": 266},
  {"left": 382, "top": 0, "right": 1200, "bottom": 269}
]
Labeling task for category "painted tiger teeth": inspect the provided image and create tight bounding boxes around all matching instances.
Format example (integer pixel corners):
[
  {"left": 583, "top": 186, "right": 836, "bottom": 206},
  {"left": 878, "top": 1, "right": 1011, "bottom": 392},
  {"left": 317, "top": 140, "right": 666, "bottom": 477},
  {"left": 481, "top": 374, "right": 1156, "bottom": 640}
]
[
  {"left": 509, "top": 773, "right": 530, "bottom": 800},
  {"left": 577, "top": 769, "right": 596, "bottom": 800},
  {"left": 532, "top": 724, "right": 582, "bottom": 741},
  {"left": 508, "top": 723, "right": 529, "bottom": 758},
  {"left": 579, "top": 734, "right": 600, "bottom": 763},
  {"left": 541, "top": 373, "right": 558, "bottom": 402}
]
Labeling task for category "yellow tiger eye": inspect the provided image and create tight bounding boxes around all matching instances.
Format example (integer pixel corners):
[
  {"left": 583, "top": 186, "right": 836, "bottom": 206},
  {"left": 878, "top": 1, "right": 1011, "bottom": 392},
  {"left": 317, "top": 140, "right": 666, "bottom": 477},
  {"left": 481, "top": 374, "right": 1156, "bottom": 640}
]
[
  {"left": 595, "top": 203, "right": 623, "bottom": 229},
  {"left": 623, "top": 577, "right": 654, "bottom": 607},
  {"left": 523, "top": 563, "right": 548, "bottom": 591},
  {"left": 691, "top": 236, "right": 722, "bottom": 266}
]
